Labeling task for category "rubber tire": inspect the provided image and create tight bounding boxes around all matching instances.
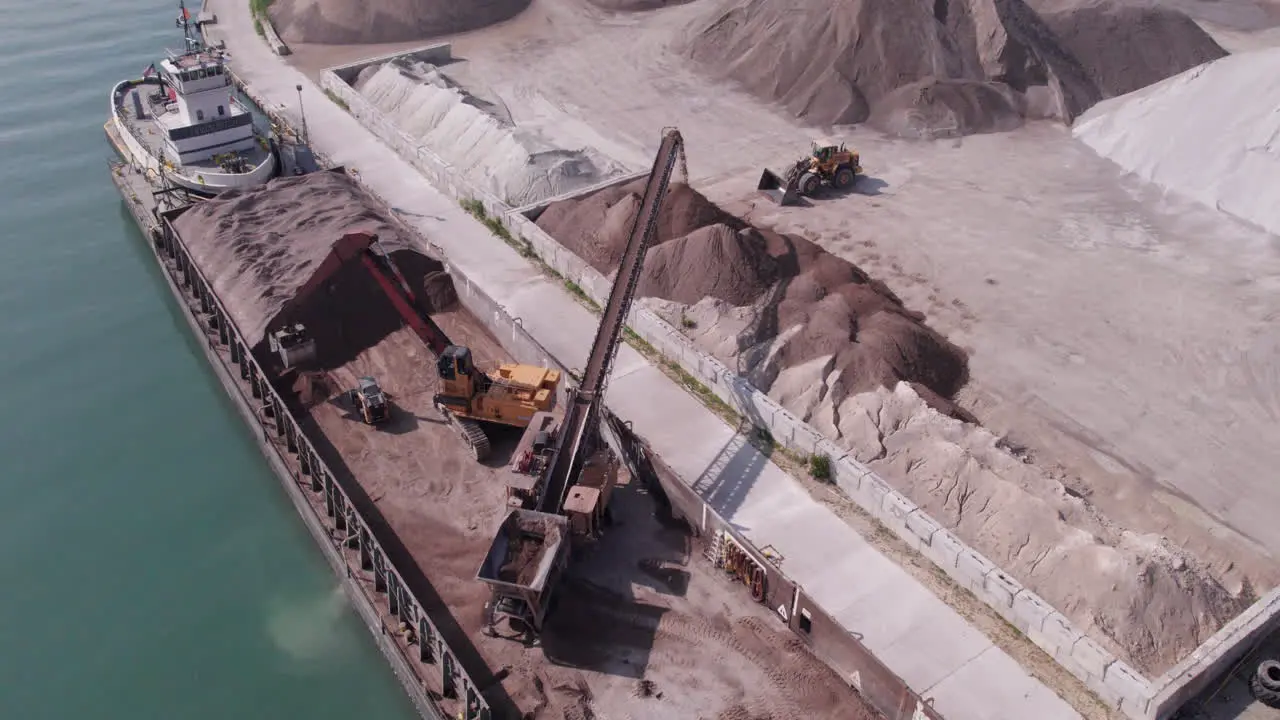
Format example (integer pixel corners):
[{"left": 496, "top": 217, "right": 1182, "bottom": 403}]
[
  {"left": 800, "top": 172, "right": 821, "bottom": 197},
  {"left": 1257, "top": 659, "right": 1280, "bottom": 692},
  {"left": 1252, "top": 667, "right": 1280, "bottom": 708},
  {"left": 834, "top": 167, "right": 855, "bottom": 189}
]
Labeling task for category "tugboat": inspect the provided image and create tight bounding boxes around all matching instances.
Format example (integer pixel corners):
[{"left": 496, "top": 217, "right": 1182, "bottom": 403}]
[{"left": 106, "top": 0, "right": 276, "bottom": 195}]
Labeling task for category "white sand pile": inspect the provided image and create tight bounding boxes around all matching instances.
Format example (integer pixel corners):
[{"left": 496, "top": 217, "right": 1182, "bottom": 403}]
[
  {"left": 269, "top": 0, "right": 529, "bottom": 45},
  {"left": 172, "top": 170, "right": 413, "bottom": 344},
  {"left": 353, "top": 60, "right": 625, "bottom": 207},
  {"left": 1075, "top": 47, "right": 1280, "bottom": 236},
  {"left": 683, "top": 0, "right": 1226, "bottom": 136}
]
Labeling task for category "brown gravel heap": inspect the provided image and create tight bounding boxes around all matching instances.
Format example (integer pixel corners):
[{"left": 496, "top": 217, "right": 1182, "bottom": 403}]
[
  {"left": 683, "top": 0, "right": 1226, "bottom": 136},
  {"left": 535, "top": 177, "right": 968, "bottom": 414},
  {"left": 269, "top": 0, "right": 531, "bottom": 44}
]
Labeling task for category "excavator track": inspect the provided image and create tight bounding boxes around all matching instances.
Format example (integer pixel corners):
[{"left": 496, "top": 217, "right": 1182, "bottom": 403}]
[{"left": 451, "top": 412, "right": 491, "bottom": 462}]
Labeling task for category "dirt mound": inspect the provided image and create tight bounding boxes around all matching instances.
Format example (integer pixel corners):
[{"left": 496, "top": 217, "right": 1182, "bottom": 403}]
[
  {"left": 172, "top": 169, "right": 458, "bottom": 370},
  {"left": 838, "top": 383, "right": 1256, "bottom": 674},
  {"left": 1036, "top": 1, "right": 1228, "bottom": 98},
  {"left": 684, "top": 0, "right": 1224, "bottom": 133},
  {"left": 536, "top": 179, "right": 968, "bottom": 413},
  {"left": 268, "top": 0, "right": 530, "bottom": 44},
  {"left": 870, "top": 79, "right": 1026, "bottom": 138},
  {"left": 637, "top": 224, "right": 777, "bottom": 306},
  {"left": 172, "top": 170, "right": 413, "bottom": 344},
  {"left": 536, "top": 178, "right": 745, "bottom": 273},
  {"left": 588, "top": 0, "right": 696, "bottom": 9}
]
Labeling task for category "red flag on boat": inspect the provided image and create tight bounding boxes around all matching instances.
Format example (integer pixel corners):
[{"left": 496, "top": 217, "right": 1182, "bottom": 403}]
[{"left": 142, "top": 63, "right": 157, "bottom": 78}]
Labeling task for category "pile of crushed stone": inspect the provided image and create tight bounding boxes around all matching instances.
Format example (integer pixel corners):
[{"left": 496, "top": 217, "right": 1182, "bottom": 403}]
[
  {"left": 683, "top": 0, "right": 1226, "bottom": 137},
  {"left": 269, "top": 0, "right": 529, "bottom": 45},
  {"left": 172, "top": 170, "right": 457, "bottom": 368},
  {"left": 352, "top": 60, "right": 626, "bottom": 207},
  {"left": 535, "top": 176, "right": 969, "bottom": 416}
]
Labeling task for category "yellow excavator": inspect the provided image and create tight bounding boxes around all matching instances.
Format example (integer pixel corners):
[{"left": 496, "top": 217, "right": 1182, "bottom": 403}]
[
  {"left": 433, "top": 347, "right": 560, "bottom": 461},
  {"left": 281, "top": 231, "right": 559, "bottom": 462},
  {"left": 758, "top": 140, "right": 862, "bottom": 205}
]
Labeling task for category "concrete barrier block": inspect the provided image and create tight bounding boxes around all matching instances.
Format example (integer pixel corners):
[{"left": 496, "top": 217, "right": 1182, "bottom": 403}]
[
  {"left": 980, "top": 569, "right": 1021, "bottom": 611},
  {"left": 1071, "top": 636, "right": 1115, "bottom": 679},
  {"left": 1029, "top": 611, "right": 1081, "bottom": 658},
  {"left": 952, "top": 549, "right": 995, "bottom": 592},
  {"left": 852, "top": 472, "right": 890, "bottom": 518},
  {"left": 882, "top": 492, "right": 916, "bottom": 525},
  {"left": 832, "top": 457, "right": 867, "bottom": 495},
  {"left": 905, "top": 510, "right": 941, "bottom": 548},
  {"left": 921, "top": 527, "right": 964, "bottom": 570},
  {"left": 1103, "top": 662, "right": 1152, "bottom": 713},
  {"left": 1010, "top": 589, "right": 1053, "bottom": 634}
]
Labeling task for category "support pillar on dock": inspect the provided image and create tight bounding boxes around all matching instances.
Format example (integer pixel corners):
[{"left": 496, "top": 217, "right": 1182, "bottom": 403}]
[
  {"left": 285, "top": 421, "right": 297, "bottom": 453},
  {"left": 310, "top": 467, "right": 322, "bottom": 494},
  {"left": 324, "top": 474, "right": 335, "bottom": 519},
  {"left": 216, "top": 309, "right": 228, "bottom": 346},
  {"left": 387, "top": 574, "right": 400, "bottom": 616}
]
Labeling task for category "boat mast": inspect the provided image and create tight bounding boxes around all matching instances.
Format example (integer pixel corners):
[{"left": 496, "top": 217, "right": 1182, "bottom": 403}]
[{"left": 176, "top": 0, "right": 199, "bottom": 53}]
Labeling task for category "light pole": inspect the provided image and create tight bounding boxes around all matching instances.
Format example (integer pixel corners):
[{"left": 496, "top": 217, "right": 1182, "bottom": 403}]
[{"left": 296, "top": 83, "right": 308, "bottom": 146}]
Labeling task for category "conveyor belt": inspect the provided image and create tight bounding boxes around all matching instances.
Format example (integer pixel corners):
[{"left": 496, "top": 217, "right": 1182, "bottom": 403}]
[{"left": 540, "top": 128, "right": 685, "bottom": 513}]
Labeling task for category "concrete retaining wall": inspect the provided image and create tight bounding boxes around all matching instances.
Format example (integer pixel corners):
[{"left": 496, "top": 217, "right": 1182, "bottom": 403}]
[
  {"left": 253, "top": 9, "right": 289, "bottom": 56},
  {"left": 306, "top": 52, "right": 1280, "bottom": 718}
]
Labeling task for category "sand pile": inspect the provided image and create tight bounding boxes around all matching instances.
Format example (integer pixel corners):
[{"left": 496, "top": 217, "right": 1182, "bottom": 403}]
[
  {"left": 353, "top": 60, "right": 625, "bottom": 207},
  {"left": 1075, "top": 46, "right": 1280, "bottom": 236},
  {"left": 534, "top": 176, "right": 1254, "bottom": 673},
  {"left": 173, "top": 170, "right": 414, "bottom": 344},
  {"left": 172, "top": 170, "right": 457, "bottom": 368},
  {"left": 840, "top": 383, "right": 1254, "bottom": 674},
  {"left": 535, "top": 177, "right": 969, "bottom": 416},
  {"left": 683, "top": 0, "right": 1226, "bottom": 136},
  {"left": 268, "top": 0, "right": 530, "bottom": 45},
  {"left": 588, "top": 0, "right": 696, "bottom": 9}
]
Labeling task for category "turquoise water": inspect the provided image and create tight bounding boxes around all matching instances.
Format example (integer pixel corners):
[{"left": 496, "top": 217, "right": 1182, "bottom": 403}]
[{"left": 0, "top": 1, "right": 420, "bottom": 717}]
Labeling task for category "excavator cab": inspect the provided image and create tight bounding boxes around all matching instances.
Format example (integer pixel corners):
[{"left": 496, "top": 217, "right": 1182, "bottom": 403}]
[{"left": 436, "top": 345, "right": 480, "bottom": 407}]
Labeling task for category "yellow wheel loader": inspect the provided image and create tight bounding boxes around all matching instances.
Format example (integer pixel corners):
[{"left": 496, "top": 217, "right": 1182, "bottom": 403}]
[{"left": 758, "top": 140, "right": 862, "bottom": 206}]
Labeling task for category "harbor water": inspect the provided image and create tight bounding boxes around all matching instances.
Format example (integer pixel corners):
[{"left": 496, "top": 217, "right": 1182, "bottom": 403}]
[{"left": 0, "top": 0, "right": 421, "bottom": 717}]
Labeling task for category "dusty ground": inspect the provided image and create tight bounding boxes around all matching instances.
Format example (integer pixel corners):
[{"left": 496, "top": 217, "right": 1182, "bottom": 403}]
[
  {"left": 292, "top": 322, "right": 876, "bottom": 719},
  {"left": 283, "top": 0, "right": 1280, "bottom": 678}
]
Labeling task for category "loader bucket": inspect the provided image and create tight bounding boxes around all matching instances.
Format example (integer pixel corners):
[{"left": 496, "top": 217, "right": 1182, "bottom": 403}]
[{"left": 756, "top": 168, "right": 800, "bottom": 206}]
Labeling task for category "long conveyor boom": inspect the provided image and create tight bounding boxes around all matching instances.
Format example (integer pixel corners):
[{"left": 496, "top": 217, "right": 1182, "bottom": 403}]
[{"left": 539, "top": 128, "right": 686, "bottom": 514}]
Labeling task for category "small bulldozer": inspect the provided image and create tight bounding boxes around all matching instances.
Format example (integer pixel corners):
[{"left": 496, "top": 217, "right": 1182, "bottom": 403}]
[
  {"left": 349, "top": 376, "right": 391, "bottom": 425},
  {"left": 758, "top": 140, "right": 862, "bottom": 206}
]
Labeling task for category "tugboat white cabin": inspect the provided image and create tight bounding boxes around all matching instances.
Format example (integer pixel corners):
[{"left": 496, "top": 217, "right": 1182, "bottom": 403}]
[{"left": 106, "top": 2, "right": 276, "bottom": 194}]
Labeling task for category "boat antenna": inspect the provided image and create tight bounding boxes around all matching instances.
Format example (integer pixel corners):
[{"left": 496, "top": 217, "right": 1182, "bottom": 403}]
[{"left": 177, "top": 0, "right": 198, "bottom": 52}]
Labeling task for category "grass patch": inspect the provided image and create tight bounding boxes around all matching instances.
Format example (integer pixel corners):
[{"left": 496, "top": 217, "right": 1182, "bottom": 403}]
[
  {"left": 322, "top": 88, "right": 349, "bottom": 112},
  {"left": 249, "top": 0, "right": 273, "bottom": 36},
  {"left": 562, "top": 281, "right": 600, "bottom": 311},
  {"left": 460, "top": 198, "right": 537, "bottom": 260},
  {"left": 808, "top": 453, "right": 832, "bottom": 482}
]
